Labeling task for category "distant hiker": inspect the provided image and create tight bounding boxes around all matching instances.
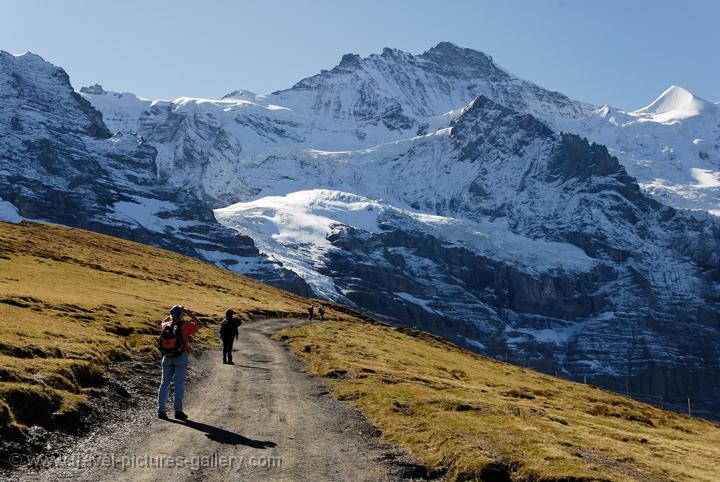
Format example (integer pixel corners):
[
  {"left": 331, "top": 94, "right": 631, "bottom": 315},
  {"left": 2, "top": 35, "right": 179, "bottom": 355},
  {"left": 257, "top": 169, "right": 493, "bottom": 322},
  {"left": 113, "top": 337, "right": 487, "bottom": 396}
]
[
  {"left": 318, "top": 305, "right": 326, "bottom": 321},
  {"left": 219, "top": 308, "right": 241, "bottom": 365},
  {"left": 158, "top": 305, "right": 200, "bottom": 421},
  {"left": 307, "top": 304, "right": 314, "bottom": 321}
]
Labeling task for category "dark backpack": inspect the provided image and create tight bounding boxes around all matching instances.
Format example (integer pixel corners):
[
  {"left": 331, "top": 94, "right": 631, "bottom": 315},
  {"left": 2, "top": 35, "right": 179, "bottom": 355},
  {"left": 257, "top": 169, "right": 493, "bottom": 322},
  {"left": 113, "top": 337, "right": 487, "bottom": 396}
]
[
  {"left": 159, "top": 323, "right": 184, "bottom": 357},
  {"left": 219, "top": 318, "right": 237, "bottom": 339}
]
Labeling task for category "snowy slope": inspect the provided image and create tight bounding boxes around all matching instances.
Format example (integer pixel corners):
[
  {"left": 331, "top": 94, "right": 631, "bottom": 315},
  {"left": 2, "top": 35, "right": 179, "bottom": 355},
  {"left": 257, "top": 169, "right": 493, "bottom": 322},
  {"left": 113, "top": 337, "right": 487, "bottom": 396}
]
[
  {"left": 214, "top": 189, "right": 596, "bottom": 300},
  {"left": 79, "top": 43, "right": 594, "bottom": 205},
  {"left": 572, "top": 85, "right": 720, "bottom": 215},
  {"left": 78, "top": 84, "right": 153, "bottom": 134},
  {"left": 0, "top": 197, "right": 23, "bottom": 223},
  {"left": 631, "top": 85, "right": 715, "bottom": 123}
]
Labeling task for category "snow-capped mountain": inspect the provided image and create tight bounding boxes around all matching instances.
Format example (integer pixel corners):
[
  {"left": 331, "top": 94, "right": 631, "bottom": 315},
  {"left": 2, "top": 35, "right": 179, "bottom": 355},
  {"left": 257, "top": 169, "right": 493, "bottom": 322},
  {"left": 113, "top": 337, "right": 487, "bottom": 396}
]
[
  {"left": 2, "top": 43, "right": 719, "bottom": 415},
  {"left": 572, "top": 85, "right": 720, "bottom": 215},
  {"left": 77, "top": 42, "right": 594, "bottom": 206},
  {"left": 267, "top": 42, "right": 594, "bottom": 130},
  {"left": 211, "top": 95, "right": 720, "bottom": 416},
  {"left": 0, "top": 51, "right": 310, "bottom": 294}
]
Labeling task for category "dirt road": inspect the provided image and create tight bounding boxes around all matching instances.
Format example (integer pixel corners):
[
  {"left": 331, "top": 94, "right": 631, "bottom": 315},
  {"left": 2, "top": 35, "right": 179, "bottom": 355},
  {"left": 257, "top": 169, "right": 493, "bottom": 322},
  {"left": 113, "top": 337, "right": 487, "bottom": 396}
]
[{"left": 12, "top": 319, "right": 420, "bottom": 481}]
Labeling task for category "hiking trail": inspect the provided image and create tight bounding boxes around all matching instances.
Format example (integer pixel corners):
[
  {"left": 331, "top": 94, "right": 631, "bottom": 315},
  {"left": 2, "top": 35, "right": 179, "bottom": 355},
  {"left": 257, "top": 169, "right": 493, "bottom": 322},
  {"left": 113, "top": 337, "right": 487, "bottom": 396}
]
[{"left": 14, "top": 319, "right": 419, "bottom": 481}]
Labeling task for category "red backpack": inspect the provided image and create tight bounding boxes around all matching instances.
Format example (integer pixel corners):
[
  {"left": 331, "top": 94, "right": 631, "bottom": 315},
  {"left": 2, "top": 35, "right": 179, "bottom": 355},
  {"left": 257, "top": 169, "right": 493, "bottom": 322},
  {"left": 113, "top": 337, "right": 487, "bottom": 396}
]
[{"left": 159, "top": 323, "right": 184, "bottom": 357}]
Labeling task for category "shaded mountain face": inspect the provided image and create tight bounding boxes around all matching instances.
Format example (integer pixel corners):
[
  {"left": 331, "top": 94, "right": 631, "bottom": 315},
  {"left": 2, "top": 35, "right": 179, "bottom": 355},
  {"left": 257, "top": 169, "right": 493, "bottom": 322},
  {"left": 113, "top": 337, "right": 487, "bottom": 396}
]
[{"left": 2, "top": 43, "right": 720, "bottom": 415}]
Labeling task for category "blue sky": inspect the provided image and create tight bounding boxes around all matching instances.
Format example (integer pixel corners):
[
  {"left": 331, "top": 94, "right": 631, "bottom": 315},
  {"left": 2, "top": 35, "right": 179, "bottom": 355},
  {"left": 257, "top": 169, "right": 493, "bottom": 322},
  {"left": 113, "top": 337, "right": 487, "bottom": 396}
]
[{"left": 1, "top": 0, "right": 717, "bottom": 110}]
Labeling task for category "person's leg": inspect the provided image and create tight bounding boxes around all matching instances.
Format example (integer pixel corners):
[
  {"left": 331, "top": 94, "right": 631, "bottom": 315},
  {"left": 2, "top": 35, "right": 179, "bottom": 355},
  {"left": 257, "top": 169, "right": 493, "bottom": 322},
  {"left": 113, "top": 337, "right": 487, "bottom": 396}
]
[
  {"left": 173, "top": 352, "right": 189, "bottom": 413},
  {"left": 227, "top": 338, "right": 235, "bottom": 363},
  {"left": 223, "top": 338, "right": 232, "bottom": 363},
  {"left": 158, "top": 356, "right": 173, "bottom": 412}
]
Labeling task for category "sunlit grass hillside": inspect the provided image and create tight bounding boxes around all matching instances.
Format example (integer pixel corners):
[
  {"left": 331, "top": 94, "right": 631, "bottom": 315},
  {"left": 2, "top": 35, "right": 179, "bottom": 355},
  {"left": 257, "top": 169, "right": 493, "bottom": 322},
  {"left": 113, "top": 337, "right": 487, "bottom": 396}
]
[
  {"left": 0, "top": 221, "right": 342, "bottom": 439},
  {"left": 276, "top": 323, "right": 720, "bottom": 481},
  {"left": 2, "top": 220, "right": 719, "bottom": 481}
]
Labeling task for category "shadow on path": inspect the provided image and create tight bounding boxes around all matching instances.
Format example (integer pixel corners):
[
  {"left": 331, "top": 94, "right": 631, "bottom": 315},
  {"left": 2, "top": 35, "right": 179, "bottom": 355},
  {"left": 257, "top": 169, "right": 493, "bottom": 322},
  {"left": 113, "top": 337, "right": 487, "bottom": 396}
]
[
  {"left": 235, "top": 364, "right": 271, "bottom": 371},
  {"left": 168, "top": 419, "right": 277, "bottom": 448}
]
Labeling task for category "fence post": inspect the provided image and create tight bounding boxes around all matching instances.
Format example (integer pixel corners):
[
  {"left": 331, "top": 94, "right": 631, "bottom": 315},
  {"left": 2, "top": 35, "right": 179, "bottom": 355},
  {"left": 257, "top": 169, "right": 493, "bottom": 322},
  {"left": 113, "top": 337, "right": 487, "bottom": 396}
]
[
  {"left": 583, "top": 375, "right": 587, "bottom": 384},
  {"left": 688, "top": 398, "right": 691, "bottom": 417}
]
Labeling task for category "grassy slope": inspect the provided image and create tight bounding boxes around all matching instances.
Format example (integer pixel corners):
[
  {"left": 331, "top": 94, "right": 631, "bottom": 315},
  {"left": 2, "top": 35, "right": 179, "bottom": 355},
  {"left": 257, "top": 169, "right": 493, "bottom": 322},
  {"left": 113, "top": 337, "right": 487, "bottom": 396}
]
[
  {"left": 0, "top": 221, "right": 347, "bottom": 438},
  {"left": 275, "top": 322, "right": 720, "bottom": 481},
  {"left": 2, "top": 221, "right": 719, "bottom": 481}
]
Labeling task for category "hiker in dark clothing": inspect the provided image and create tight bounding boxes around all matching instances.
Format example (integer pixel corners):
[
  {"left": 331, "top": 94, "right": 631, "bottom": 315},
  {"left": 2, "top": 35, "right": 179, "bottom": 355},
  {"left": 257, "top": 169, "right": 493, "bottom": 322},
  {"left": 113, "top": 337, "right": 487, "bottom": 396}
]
[
  {"left": 307, "top": 304, "right": 314, "bottom": 321},
  {"left": 318, "top": 305, "right": 326, "bottom": 321},
  {"left": 219, "top": 309, "right": 241, "bottom": 364}
]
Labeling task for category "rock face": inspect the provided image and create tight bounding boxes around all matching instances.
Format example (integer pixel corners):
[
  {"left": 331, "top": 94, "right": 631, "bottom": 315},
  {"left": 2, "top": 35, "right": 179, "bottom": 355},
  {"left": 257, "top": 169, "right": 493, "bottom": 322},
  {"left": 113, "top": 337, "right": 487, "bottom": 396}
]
[
  {"left": 567, "top": 85, "right": 720, "bottom": 215},
  {"left": 2, "top": 44, "right": 719, "bottom": 416},
  {"left": 0, "top": 51, "right": 311, "bottom": 295}
]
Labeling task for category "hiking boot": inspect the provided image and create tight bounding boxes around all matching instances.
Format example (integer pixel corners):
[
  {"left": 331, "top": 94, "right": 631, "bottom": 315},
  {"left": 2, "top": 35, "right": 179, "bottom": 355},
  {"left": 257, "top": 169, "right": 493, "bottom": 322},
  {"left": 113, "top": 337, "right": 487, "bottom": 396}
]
[
  {"left": 175, "top": 411, "right": 189, "bottom": 421},
  {"left": 158, "top": 411, "right": 168, "bottom": 420},
  {"left": 223, "top": 360, "right": 228, "bottom": 364},
  {"left": 227, "top": 360, "right": 235, "bottom": 365}
]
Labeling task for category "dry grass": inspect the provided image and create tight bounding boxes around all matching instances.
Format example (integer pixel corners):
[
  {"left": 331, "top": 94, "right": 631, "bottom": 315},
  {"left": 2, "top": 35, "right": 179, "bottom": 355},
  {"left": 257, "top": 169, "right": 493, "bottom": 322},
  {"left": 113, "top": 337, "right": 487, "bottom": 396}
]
[
  {"left": 4, "top": 220, "right": 720, "bottom": 481},
  {"left": 0, "top": 221, "right": 346, "bottom": 437},
  {"left": 275, "top": 322, "right": 720, "bottom": 481}
]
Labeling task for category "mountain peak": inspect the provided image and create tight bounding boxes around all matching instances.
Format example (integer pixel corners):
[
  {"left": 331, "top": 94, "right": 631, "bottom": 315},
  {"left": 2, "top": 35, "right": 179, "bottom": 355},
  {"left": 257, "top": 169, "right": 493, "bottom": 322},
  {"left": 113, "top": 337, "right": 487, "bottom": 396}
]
[
  {"left": 0, "top": 50, "right": 56, "bottom": 74},
  {"left": 266, "top": 41, "right": 592, "bottom": 127},
  {"left": 221, "top": 89, "right": 260, "bottom": 101},
  {"left": 631, "top": 85, "right": 714, "bottom": 121},
  {"left": 421, "top": 41, "right": 494, "bottom": 66},
  {"left": 426, "top": 41, "right": 464, "bottom": 53},
  {"left": 337, "top": 53, "right": 362, "bottom": 69},
  {"left": 0, "top": 51, "right": 111, "bottom": 139},
  {"left": 80, "top": 84, "right": 107, "bottom": 95},
  {"left": 639, "top": 85, "right": 697, "bottom": 113},
  {"left": 381, "top": 47, "right": 401, "bottom": 57},
  {"left": 1, "top": 50, "right": 46, "bottom": 63}
]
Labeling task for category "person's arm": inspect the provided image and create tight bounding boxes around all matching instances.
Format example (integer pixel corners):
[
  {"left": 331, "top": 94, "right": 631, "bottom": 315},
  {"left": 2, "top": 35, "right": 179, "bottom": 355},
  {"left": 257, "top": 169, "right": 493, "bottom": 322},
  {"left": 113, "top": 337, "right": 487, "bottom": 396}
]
[
  {"left": 184, "top": 309, "right": 201, "bottom": 335},
  {"left": 161, "top": 315, "right": 171, "bottom": 326}
]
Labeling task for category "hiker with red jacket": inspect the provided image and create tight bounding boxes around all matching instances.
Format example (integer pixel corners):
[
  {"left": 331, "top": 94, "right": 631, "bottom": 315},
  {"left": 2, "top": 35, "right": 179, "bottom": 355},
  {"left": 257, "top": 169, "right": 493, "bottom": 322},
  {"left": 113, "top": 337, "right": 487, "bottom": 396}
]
[{"left": 158, "top": 305, "right": 200, "bottom": 421}]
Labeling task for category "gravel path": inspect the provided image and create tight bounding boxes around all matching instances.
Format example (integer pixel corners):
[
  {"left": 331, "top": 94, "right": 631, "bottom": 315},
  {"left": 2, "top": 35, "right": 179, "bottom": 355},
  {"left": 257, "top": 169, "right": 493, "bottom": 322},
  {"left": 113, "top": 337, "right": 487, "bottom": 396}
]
[{"left": 6, "top": 319, "right": 422, "bottom": 481}]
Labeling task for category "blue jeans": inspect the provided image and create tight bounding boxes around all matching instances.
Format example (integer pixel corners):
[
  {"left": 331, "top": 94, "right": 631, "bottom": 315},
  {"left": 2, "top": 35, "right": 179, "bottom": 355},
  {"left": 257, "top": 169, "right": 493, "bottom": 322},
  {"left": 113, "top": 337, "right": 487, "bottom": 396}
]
[{"left": 158, "top": 351, "right": 189, "bottom": 412}]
